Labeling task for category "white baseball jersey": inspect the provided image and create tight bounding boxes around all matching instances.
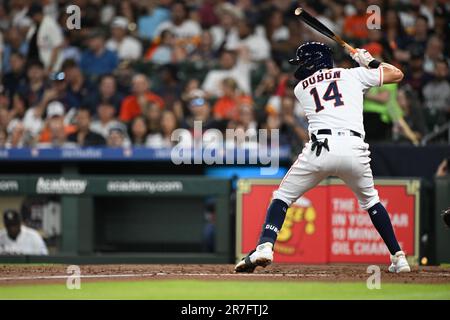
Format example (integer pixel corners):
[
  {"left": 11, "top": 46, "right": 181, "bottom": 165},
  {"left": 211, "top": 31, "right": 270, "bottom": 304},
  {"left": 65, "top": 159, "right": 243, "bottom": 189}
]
[
  {"left": 274, "top": 67, "right": 384, "bottom": 211},
  {"left": 0, "top": 226, "right": 48, "bottom": 255},
  {"left": 294, "top": 67, "right": 383, "bottom": 136}
]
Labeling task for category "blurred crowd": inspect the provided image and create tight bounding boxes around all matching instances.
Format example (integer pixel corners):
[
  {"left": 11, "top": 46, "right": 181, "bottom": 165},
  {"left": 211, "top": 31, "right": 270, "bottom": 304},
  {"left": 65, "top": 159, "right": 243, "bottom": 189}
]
[{"left": 0, "top": 0, "right": 449, "bottom": 153}]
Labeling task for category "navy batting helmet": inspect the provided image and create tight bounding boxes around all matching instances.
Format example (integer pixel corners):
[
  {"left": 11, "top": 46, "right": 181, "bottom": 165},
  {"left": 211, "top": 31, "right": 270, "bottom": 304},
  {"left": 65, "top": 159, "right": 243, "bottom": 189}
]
[{"left": 289, "top": 42, "right": 333, "bottom": 80}]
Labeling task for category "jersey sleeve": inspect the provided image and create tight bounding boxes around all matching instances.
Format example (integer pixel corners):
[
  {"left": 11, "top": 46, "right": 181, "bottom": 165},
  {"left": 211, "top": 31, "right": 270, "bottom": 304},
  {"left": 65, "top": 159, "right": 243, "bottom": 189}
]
[{"left": 349, "top": 67, "right": 383, "bottom": 90}]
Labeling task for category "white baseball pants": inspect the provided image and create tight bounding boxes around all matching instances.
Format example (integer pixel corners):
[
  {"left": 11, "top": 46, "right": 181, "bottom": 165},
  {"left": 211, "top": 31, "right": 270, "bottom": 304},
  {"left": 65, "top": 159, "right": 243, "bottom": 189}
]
[{"left": 273, "top": 130, "right": 380, "bottom": 210}]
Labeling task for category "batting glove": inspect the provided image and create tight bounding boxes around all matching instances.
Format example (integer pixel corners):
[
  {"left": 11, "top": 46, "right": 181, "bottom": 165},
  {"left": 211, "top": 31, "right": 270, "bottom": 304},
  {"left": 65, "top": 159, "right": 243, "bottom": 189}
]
[{"left": 351, "top": 48, "right": 375, "bottom": 68}]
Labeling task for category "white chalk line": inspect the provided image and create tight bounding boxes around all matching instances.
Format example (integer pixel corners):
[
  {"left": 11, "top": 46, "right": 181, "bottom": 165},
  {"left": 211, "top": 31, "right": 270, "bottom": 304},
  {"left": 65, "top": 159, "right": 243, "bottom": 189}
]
[{"left": 0, "top": 272, "right": 332, "bottom": 282}]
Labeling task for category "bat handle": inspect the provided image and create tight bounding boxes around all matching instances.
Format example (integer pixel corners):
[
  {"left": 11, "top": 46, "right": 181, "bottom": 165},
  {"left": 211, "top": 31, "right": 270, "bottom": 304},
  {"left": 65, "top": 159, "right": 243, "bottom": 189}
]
[
  {"left": 334, "top": 35, "right": 356, "bottom": 55},
  {"left": 343, "top": 43, "right": 356, "bottom": 55}
]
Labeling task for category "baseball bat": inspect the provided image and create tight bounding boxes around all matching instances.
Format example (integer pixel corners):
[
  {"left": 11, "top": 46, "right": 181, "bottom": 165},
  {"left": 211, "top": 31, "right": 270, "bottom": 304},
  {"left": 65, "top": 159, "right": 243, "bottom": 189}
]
[{"left": 294, "top": 7, "right": 356, "bottom": 55}]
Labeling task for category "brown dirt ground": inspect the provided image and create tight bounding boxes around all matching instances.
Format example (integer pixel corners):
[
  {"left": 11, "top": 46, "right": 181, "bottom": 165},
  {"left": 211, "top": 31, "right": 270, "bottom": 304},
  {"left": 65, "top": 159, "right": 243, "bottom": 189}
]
[{"left": 0, "top": 264, "right": 449, "bottom": 286}]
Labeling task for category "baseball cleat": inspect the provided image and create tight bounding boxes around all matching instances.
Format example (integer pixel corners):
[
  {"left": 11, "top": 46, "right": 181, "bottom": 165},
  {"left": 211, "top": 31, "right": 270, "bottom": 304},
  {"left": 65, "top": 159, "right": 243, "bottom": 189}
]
[
  {"left": 388, "top": 251, "right": 411, "bottom": 273},
  {"left": 235, "top": 242, "right": 273, "bottom": 273}
]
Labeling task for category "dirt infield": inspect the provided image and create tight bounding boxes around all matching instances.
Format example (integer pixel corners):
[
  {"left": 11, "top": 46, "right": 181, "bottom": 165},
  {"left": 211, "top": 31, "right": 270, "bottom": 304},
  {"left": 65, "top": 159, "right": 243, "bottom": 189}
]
[{"left": 0, "top": 264, "right": 449, "bottom": 285}]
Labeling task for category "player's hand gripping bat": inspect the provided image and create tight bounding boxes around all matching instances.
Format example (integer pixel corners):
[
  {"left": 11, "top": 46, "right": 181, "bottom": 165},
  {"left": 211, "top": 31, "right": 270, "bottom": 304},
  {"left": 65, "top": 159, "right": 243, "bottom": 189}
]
[{"left": 294, "top": 7, "right": 381, "bottom": 68}]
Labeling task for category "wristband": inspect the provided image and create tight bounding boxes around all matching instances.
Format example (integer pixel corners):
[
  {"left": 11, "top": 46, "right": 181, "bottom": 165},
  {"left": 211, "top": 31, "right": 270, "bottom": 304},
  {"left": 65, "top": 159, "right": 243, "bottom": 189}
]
[{"left": 368, "top": 59, "right": 381, "bottom": 68}]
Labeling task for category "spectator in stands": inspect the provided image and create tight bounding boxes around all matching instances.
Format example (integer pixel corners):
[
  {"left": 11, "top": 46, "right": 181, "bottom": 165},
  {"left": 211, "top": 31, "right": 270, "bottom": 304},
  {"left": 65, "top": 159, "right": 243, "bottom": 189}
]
[
  {"left": 8, "top": 94, "right": 26, "bottom": 124},
  {"left": 90, "top": 101, "right": 124, "bottom": 139},
  {"left": 129, "top": 115, "right": 148, "bottom": 146},
  {"left": 6, "top": 118, "right": 26, "bottom": 148},
  {"left": 0, "top": 93, "right": 8, "bottom": 124},
  {"left": 424, "top": 35, "right": 445, "bottom": 73},
  {"left": 263, "top": 9, "right": 290, "bottom": 63},
  {"left": 2, "top": 51, "right": 26, "bottom": 106},
  {"left": 147, "top": 29, "right": 178, "bottom": 65},
  {"left": 146, "top": 110, "right": 178, "bottom": 148},
  {"left": 279, "top": 96, "right": 309, "bottom": 149},
  {"left": 213, "top": 77, "right": 252, "bottom": 121},
  {"left": 210, "top": 3, "right": 241, "bottom": 51},
  {"left": 137, "top": 1, "right": 171, "bottom": 40},
  {"left": 22, "top": 72, "right": 69, "bottom": 139},
  {"left": 145, "top": 102, "right": 162, "bottom": 135},
  {"left": 119, "top": 0, "right": 138, "bottom": 26},
  {"left": 107, "top": 123, "right": 129, "bottom": 148},
  {"left": 83, "top": 74, "right": 123, "bottom": 116},
  {"left": 225, "top": 102, "right": 258, "bottom": 148},
  {"left": 197, "top": 0, "right": 219, "bottom": 29},
  {"left": 188, "top": 30, "right": 218, "bottom": 66},
  {"left": 403, "top": 49, "right": 433, "bottom": 99},
  {"left": 343, "top": 0, "right": 369, "bottom": 41},
  {"left": 254, "top": 74, "right": 278, "bottom": 110},
  {"left": 1, "top": 27, "right": 28, "bottom": 74},
  {"left": 423, "top": 59, "right": 450, "bottom": 129},
  {"left": 408, "top": 15, "right": 430, "bottom": 55},
  {"left": 106, "top": 16, "right": 143, "bottom": 61},
  {"left": 383, "top": 9, "right": 412, "bottom": 64},
  {"left": 26, "top": 2, "right": 64, "bottom": 73},
  {"left": 0, "top": 209, "right": 48, "bottom": 255},
  {"left": 60, "top": 31, "right": 82, "bottom": 64},
  {"left": 202, "top": 49, "right": 251, "bottom": 97},
  {"left": 80, "top": 30, "right": 119, "bottom": 82},
  {"left": 152, "top": 64, "right": 183, "bottom": 110},
  {"left": 182, "top": 89, "right": 225, "bottom": 131},
  {"left": 62, "top": 59, "right": 91, "bottom": 111},
  {"left": 0, "top": 128, "right": 6, "bottom": 148},
  {"left": 154, "top": 1, "right": 202, "bottom": 54},
  {"left": 396, "top": 86, "right": 428, "bottom": 143},
  {"left": 225, "top": 19, "right": 271, "bottom": 63},
  {"left": 37, "top": 101, "right": 76, "bottom": 148},
  {"left": 17, "top": 60, "right": 46, "bottom": 111},
  {"left": 119, "top": 74, "right": 164, "bottom": 123},
  {"left": 67, "top": 107, "right": 106, "bottom": 147}
]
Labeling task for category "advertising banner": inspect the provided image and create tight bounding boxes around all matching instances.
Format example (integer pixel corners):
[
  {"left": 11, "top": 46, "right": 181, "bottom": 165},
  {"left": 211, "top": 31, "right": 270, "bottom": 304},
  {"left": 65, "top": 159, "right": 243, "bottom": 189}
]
[{"left": 236, "top": 179, "right": 420, "bottom": 264}]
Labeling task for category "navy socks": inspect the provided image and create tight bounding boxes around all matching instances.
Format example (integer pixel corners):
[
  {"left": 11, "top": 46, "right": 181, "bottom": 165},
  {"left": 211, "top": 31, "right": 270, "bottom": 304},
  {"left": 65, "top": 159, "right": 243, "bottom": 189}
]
[
  {"left": 257, "top": 200, "right": 401, "bottom": 255},
  {"left": 258, "top": 199, "right": 289, "bottom": 246},
  {"left": 368, "top": 202, "right": 401, "bottom": 255}
]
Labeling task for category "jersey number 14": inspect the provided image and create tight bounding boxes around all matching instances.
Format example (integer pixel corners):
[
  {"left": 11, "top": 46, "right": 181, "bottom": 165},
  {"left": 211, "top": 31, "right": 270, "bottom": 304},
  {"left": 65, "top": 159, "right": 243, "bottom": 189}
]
[{"left": 309, "top": 81, "right": 344, "bottom": 113}]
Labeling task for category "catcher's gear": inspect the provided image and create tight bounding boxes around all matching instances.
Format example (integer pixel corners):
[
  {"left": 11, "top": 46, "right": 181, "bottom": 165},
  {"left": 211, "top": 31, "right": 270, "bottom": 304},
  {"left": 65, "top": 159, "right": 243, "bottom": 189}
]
[
  {"left": 442, "top": 207, "right": 450, "bottom": 228},
  {"left": 289, "top": 42, "right": 333, "bottom": 80}
]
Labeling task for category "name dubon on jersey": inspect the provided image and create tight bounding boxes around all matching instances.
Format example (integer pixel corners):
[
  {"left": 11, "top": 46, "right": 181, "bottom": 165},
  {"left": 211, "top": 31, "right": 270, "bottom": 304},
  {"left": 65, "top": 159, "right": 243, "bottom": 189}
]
[{"left": 294, "top": 67, "right": 384, "bottom": 136}]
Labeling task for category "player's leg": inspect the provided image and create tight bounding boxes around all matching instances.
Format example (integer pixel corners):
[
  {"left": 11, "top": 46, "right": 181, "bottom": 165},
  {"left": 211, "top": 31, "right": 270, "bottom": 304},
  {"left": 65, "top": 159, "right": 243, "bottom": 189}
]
[
  {"left": 235, "top": 148, "right": 328, "bottom": 272},
  {"left": 338, "top": 147, "right": 410, "bottom": 272}
]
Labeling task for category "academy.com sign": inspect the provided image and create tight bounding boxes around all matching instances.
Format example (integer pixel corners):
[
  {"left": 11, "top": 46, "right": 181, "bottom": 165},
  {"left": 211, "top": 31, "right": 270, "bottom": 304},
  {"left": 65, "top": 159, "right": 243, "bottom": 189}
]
[
  {"left": 0, "top": 180, "right": 19, "bottom": 192},
  {"left": 106, "top": 180, "right": 183, "bottom": 193},
  {"left": 36, "top": 177, "right": 88, "bottom": 194}
]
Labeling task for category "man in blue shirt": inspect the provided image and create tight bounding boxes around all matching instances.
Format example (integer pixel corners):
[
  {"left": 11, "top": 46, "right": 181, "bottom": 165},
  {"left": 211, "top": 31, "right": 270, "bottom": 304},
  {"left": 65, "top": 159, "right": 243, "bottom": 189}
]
[
  {"left": 80, "top": 30, "right": 119, "bottom": 82},
  {"left": 137, "top": 3, "right": 171, "bottom": 40}
]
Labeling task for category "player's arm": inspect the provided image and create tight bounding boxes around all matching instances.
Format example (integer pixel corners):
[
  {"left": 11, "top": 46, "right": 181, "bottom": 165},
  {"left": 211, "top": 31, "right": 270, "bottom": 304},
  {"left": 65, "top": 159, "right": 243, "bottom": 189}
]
[
  {"left": 379, "top": 62, "right": 404, "bottom": 84},
  {"left": 351, "top": 49, "right": 404, "bottom": 84}
]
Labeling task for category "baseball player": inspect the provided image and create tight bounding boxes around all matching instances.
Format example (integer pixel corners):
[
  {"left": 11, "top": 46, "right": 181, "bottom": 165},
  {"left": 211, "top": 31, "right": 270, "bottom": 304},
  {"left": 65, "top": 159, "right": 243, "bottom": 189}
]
[{"left": 235, "top": 42, "right": 411, "bottom": 273}]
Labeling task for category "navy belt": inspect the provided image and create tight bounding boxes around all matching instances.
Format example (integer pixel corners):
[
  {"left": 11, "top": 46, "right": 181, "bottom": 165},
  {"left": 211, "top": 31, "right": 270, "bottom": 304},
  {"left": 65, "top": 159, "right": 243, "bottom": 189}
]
[{"left": 316, "top": 129, "right": 362, "bottom": 138}]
